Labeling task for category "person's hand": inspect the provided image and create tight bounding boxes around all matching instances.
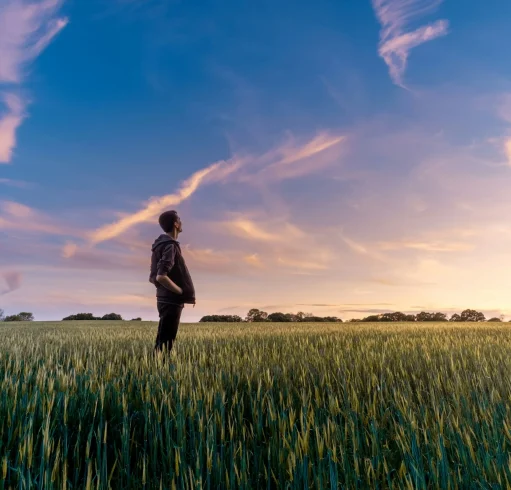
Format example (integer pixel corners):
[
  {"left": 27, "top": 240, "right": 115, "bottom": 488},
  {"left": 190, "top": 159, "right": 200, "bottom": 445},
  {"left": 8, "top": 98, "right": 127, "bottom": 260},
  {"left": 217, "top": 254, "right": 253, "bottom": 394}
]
[{"left": 178, "top": 287, "right": 184, "bottom": 295}]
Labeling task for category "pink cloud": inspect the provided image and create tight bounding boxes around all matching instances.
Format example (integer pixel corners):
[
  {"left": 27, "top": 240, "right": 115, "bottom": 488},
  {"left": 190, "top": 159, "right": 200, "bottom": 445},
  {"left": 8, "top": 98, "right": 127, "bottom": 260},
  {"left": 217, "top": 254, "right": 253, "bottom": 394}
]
[
  {"left": 243, "top": 253, "right": 264, "bottom": 268},
  {"left": 276, "top": 133, "right": 345, "bottom": 166},
  {"left": 0, "top": 94, "right": 25, "bottom": 164},
  {"left": 235, "top": 131, "right": 346, "bottom": 184},
  {"left": 0, "top": 0, "right": 67, "bottom": 164},
  {"left": 0, "top": 0, "right": 68, "bottom": 84},
  {"left": 372, "top": 0, "right": 449, "bottom": 87},
  {"left": 88, "top": 131, "right": 345, "bottom": 244},
  {"left": 61, "top": 241, "right": 77, "bottom": 258},
  {"left": 88, "top": 158, "right": 241, "bottom": 245},
  {"left": 0, "top": 200, "right": 80, "bottom": 236},
  {"left": 0, "top": 270, "right": 22, "bottom": 295},
  {"left": 503, "top": 138, "right": 511, "bottom": 166}
]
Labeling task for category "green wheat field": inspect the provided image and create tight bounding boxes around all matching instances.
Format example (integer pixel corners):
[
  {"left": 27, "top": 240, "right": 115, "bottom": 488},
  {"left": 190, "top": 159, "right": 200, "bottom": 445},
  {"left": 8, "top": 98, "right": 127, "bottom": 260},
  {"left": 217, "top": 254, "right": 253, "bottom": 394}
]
[{"left": 1, "top": 321, "right": 510, "bottom": 489}]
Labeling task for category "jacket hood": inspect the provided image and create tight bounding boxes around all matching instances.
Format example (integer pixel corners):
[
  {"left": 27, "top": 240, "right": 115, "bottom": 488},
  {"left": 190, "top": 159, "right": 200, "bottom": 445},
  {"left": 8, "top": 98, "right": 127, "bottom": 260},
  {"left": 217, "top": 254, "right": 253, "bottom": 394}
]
[{"left": 151, "top": 234, "right": 177, "bottom": 252}]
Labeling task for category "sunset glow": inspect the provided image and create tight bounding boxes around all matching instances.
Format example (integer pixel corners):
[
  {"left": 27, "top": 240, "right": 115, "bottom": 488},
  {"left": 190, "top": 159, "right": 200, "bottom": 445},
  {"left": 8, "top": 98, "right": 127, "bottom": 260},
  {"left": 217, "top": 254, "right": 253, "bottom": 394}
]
[{"left": 2, "top": 0, "right": 511, "bottom": 321}]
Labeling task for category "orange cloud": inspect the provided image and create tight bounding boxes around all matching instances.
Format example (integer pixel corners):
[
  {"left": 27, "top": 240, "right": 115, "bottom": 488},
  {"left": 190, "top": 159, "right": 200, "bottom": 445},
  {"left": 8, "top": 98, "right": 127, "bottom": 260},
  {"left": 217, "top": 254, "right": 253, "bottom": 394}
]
[
  {"left": 377, "top": 240, "right": 474, "bottom": 252},
  {"left": 222, "top": 218, "right": 276, "bottom": 242},
  {"left": 89, "top": 158, "right": 241, "bottom": 244},
  {"left": 61, "top": 241, "right": 78, "bottom": 258},
  {"left": 183, "top": 246, "right": 231, "bottom": 268},
  {"left": 87, "top": 131, "right": 345, "bottom": 245},
  {"left": 244, "top": 253, "right": 264, "bottom": 268},
  {"left": 219, "top": 214, "right": 307, "bottom": 244}
]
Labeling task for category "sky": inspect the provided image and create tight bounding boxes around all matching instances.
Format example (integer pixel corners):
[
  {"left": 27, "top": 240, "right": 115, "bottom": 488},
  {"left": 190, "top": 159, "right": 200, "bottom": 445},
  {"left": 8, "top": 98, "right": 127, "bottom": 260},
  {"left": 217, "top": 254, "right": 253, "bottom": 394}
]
[{"left": 2, "top": 0, "right": 511, "bottom": 322}]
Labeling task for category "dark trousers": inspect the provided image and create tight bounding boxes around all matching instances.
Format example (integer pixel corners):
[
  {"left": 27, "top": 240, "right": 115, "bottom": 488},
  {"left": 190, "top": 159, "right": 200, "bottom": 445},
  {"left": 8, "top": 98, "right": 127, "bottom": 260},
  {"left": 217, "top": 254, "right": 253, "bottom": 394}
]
[{"left": 155, "top": 302, "right": 183, "bottom": 353}]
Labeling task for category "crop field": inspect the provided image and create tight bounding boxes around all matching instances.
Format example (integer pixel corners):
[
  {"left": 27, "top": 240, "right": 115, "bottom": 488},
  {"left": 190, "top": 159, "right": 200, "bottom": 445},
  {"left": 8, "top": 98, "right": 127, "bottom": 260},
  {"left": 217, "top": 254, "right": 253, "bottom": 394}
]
[{"left": 0, "top": 321, "right": 510, "bottom": 489}]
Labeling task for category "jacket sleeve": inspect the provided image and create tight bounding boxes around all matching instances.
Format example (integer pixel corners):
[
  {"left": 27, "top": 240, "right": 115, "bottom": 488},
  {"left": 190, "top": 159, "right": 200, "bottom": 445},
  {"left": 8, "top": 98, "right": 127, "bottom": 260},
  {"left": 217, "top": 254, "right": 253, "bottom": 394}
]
[{"left": 156, "top": 243, "right": 176, "bottom": 276}]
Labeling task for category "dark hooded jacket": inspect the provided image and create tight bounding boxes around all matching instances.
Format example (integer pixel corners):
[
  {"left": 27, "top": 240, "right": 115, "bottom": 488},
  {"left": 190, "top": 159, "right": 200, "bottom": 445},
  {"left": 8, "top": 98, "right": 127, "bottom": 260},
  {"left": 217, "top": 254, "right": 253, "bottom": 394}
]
[{"left": 149, "top": 234, "right": 196, "bottom": 305}]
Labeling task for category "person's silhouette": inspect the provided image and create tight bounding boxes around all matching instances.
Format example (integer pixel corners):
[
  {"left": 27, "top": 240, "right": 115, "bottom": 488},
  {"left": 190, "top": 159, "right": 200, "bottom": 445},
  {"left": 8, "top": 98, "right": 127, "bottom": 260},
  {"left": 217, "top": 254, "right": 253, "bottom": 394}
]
[{"left": 149, "top": 210, "right": 196, "bottom": 357}]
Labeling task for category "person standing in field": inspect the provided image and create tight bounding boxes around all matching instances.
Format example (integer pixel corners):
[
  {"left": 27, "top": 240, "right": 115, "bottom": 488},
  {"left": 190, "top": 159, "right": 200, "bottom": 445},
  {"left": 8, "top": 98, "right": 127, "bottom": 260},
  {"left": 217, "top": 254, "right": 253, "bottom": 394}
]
[{"left": 149, "top": 210, "right": 196, "bottom": 355}]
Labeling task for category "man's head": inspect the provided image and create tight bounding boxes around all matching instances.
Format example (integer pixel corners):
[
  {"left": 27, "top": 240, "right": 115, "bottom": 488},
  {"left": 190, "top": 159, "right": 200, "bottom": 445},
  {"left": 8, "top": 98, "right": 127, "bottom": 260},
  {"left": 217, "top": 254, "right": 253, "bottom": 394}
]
[{"left": 159, "top": 210, "right": 183, "bottom": 236}]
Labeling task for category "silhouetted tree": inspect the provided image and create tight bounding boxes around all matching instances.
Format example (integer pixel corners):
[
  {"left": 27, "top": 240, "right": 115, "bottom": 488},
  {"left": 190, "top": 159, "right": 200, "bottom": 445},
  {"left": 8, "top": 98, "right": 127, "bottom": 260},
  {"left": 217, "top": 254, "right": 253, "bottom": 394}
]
[
  {"left": 432, "top": 312, "right": 448, "bottom": 322},
  {"left": 267, "top": 312, "right": 292, "bottom": 322},
  {"left": 487, "top": 317, "right": 502, "bottom": 322},
  {"left": 4, "top": 312, "right": 33, "bottom": 322},
  {"left": 415, "top": 311, "right": 447, "bottom": 322},
  {"left": 131, "top": 317, "right": 142, "bottom": 321},
  {"left": 295, "top": 312, "right": 306, "bottom": 322},
  {"left": 62, "top": 313, "right": 98, "bottom": 321},
  {"left": 416, "top": 312, "right": 433, "bottom": 321},
  {"left": 449, "top": 313, "right": 462, "bottom": 322},
  {"left": 380, "top": 312, "right": 408, "bottom": 322},
  {"left": 200, "top": 315, "right": 243, "bottom": 322},
  {"left": 18, "top": 312, "right": 34, "bottom": 321},
  {"left": 245, "top": 309, "right": 268, "bottom": 322},
  {"left": 101, "top": 313, "right": 123, "bottom": 321},
  {"left": 460, "top": 309, "right": 485, "bottom": 322},
  {"left": 293, "top": 312, "right": 313, "bottom": 322},
  {"left": 361, "top": 315, "right": 380, "bottom": 322}
]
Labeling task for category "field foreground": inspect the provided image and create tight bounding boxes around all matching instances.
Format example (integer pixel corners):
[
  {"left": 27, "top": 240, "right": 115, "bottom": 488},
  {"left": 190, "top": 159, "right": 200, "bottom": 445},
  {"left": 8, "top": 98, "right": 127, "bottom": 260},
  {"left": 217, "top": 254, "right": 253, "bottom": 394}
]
[{"left": 0, "top": 321, "right": 510, "bottom": 489}]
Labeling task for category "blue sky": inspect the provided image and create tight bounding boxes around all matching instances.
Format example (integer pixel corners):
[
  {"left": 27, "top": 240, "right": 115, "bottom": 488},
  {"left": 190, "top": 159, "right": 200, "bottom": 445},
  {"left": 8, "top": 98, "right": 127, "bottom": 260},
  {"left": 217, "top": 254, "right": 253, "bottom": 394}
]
[{"left": 2, "top": 0, "right": 511, "bottom": 321}]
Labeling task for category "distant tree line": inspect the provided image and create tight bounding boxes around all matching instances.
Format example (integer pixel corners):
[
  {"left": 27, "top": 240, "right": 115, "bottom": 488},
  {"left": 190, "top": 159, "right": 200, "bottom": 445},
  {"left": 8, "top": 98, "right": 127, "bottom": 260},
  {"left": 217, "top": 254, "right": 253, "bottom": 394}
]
[
  {"left": 200, "top": 309, "right": 343, "bottom": 323},
  {"left": 200, "top": 308, "right": 505, "bottom": 323},
  {"left": 0, "top": 310, "right": 142, "bottom": 322},
  {"left": 348, "top": 309, "right": 493, "bottom": 322},
  {"left": 0, "top": 310, "right": 34, "bottom": 322},
  {"left": 61, "top": 313, "right": 142, "bottom": 321},
  {"left": 0, "top": 307, "right": 506, "bottom": 323}
]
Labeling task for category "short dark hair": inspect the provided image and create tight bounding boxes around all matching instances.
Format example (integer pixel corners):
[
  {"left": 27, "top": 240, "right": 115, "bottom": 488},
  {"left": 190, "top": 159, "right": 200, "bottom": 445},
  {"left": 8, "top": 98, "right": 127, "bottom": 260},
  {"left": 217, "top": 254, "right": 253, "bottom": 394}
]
[{"left": 159, "top": 210, "right": 179, "bottom": 233}]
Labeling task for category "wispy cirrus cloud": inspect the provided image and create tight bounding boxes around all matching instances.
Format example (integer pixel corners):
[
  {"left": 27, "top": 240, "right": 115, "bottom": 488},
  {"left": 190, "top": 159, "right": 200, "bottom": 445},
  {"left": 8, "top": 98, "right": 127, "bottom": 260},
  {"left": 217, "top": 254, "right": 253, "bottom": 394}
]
[
  {"left": 88, "top": 158, "right": 242, "bottom": 245},
  {"left": 0, "top": 0, "right": 68, "bottom": 84},
  {"left": 0, "top": 0, "right": 68, "bottom": 163},
  {"left": 237, "top": 131, "right": 346, "bottom": 184},
  {"left": 0, "top": 200, "right": 80, "bottom": 236},
  {"left": 0, "top": 177, "right": 32, "bottom": 188},
  {"left": 220, "top": 217, "right": 301, "bottom": 243},
  {"left": 88, "top": 131, "right": 345, "bottom": 245},
  {"left": 376, "top": 239, "right": 474, "bottom": 252},
  {"left": 213, "top": 212, "right": 336, "bottom": 274},
  {"left": 372, "top": 0, "right": 449, "bottom": 87},
  {"left": 0, "top": 94, "right": 25, "bottom": 163}
]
